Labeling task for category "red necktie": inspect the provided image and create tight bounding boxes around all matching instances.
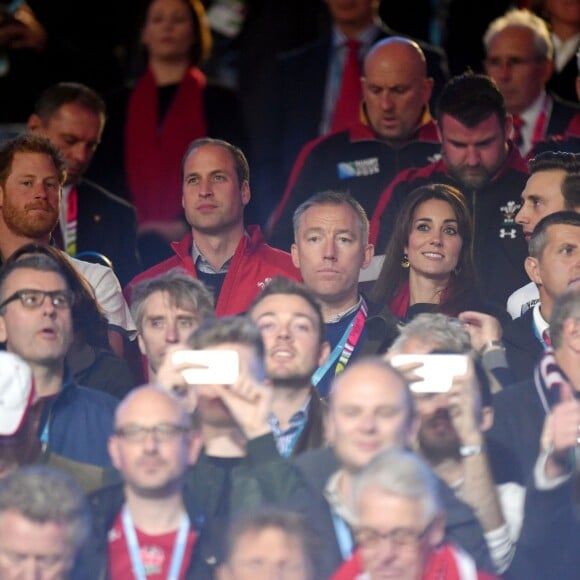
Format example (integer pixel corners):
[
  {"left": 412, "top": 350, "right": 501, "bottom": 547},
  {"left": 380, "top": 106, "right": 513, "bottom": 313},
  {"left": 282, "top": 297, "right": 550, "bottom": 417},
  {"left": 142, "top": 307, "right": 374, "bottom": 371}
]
[
  {"left": 542, "top": 329, "right": 552, "bottom": 348},
  {"left": 330, "top": 39, "right": 362, "bottom": 133},
  {"left": 512, "top": 115, "right": 524, "bottom": 149}
]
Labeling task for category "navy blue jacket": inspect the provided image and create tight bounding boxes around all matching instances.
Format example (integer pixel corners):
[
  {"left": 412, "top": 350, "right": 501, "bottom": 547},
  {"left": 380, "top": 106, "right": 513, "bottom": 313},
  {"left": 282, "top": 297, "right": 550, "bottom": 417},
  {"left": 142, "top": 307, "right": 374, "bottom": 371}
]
[{"left": 41, "top": 373, "right": 118, "bottom": 468}]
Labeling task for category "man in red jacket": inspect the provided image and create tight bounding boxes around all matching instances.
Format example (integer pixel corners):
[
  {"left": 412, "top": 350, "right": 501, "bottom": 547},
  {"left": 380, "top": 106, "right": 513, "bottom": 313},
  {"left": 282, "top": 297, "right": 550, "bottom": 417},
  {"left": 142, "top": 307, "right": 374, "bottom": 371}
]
[
  {"left": 332, "top": 448, "right": 498, "bottom": 580},
  {"left": 126, "top": 138, "right": 301, "bottom": 316}
]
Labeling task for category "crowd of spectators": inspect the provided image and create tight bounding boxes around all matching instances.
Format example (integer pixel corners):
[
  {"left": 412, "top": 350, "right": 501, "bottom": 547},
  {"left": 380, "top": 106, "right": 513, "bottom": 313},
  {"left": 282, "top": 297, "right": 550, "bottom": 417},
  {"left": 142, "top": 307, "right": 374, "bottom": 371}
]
[{"left": 2, "top": 1, "right": 580, "bottom": 578}]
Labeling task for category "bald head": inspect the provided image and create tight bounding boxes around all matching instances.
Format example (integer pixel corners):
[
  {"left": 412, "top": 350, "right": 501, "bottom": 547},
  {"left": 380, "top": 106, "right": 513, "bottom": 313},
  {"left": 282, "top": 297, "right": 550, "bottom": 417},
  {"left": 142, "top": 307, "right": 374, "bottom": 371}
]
[
  {"left": 362, "top": 37, "right": 432, "bottom": 142},
  {"left": 326, "top": 357, "right": 415, "bottom": 473},
  {"left": 114, "top": 384, "right": 190, "bottom": 429},
  {"left": 109, "top": 384, "right": 199, "bottom": 498},
  {"left": 364, "top": 37, "right": 427, "bottom": 78}
]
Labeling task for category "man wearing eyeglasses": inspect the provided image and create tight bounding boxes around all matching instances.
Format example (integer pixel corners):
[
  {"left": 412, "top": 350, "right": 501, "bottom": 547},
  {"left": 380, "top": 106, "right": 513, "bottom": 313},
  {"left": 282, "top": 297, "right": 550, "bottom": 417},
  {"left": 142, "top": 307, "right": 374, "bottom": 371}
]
[
  {"left": 483, "top": 8, "right": 580, "bottom": 159},
  {"left": 79, "top": 384, "right": 216, "bottom": 578},
  {"left": 333, "top": 449, "right": 497, "bottom": 580},
  {"left": 0, "top": 252, "right": 118, "bottom": 467}
]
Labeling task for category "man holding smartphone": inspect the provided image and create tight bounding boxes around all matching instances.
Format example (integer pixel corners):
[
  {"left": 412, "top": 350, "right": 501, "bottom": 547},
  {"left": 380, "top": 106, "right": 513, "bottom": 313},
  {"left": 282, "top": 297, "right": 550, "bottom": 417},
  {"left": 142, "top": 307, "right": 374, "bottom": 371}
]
[
  {"left": 388, "top": 313, "right": 522, "bottom": 576},
  {"left": 154, "top": 315, "right": 312, "bottom": 571}
]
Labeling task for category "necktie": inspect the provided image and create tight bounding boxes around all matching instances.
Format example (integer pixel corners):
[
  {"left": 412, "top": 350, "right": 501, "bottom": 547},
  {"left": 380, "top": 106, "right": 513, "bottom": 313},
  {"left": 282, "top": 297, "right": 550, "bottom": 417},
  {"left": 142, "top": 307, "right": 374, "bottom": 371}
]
[
  {"left": 330, "top": 39, "right": 362, "bottom": 133},
  {"left": 542, "top": 329, "right": 552, "bottom": 348},
  {"left": 512, "top": 115, "right": 524, "bottom": 149}
]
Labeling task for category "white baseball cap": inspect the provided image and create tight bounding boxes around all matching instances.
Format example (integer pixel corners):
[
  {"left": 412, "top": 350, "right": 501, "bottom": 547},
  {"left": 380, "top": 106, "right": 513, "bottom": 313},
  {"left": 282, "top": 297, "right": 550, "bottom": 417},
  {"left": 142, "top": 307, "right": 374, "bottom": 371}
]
[{"left": 0, "top": 352, "right": 34, "bottom": 437}]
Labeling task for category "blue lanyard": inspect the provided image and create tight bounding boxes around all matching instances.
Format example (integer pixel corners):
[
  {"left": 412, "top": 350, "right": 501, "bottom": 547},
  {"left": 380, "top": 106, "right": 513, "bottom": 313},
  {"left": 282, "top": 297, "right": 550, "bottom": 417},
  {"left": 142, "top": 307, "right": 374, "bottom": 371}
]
[
  {"left": 331, "top": 511, "right": 354, "bottom": 560},
  {"left": 312, "top": 299, "right": 368, "bottom": 387},
  {"left": 121, "top": 504, "right": 190, "bottom": 580}
]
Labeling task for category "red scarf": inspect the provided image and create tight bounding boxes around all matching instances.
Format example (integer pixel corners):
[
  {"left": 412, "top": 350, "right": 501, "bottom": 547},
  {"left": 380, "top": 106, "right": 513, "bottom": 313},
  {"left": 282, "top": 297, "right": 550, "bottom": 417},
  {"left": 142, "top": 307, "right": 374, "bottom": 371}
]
[
  {"left": 125, "top": 67, "right": 207, "bottom": 224},
  {"left": 331, "top": 543, "right": 497, "bottom": 580},
  {"left": 389, "top": 280, "right": 411, "bottom": 318},
  {"left": 389, "top": 280, "right": 453, "bottom": 319}
]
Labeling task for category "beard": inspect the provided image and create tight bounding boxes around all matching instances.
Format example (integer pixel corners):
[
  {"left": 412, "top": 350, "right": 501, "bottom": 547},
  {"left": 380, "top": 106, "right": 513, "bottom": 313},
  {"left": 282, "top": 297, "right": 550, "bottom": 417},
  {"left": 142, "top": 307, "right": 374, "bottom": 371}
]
[
  {"left": 417, "top": 410, "right": 461, "bottom": 464},
  {"left": 446, "top": 164, "right": 494, "bottom": 191},
  {"left": 266, "top": 363, "right": 315, "bottom": 391},
  {"left": 2, "top": 199, "right": 58, "bottom": 238}
]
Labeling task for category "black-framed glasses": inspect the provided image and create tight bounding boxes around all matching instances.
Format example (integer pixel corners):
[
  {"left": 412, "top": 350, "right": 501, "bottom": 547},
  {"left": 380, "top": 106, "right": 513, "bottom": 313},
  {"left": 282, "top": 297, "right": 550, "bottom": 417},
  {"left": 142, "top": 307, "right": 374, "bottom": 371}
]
[
  {"left": 354, "top": 520, "right": 433, "bottom": 551},
  {"left": 0, "top": 289, "right": 74, "bottom": 311},
  {"left": 114, "top": 423, "right": 191, "bottom": 443}
]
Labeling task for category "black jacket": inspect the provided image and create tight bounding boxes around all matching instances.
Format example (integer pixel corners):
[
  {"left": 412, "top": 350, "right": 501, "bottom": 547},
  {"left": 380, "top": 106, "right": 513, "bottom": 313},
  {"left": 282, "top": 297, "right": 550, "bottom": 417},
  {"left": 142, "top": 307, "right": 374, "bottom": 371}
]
[
  {"left": 65, "top": 179, "right": 141, "bottom": 287},
  {"left": 503, "top": 308, "right": 543, "bottom": 384}
]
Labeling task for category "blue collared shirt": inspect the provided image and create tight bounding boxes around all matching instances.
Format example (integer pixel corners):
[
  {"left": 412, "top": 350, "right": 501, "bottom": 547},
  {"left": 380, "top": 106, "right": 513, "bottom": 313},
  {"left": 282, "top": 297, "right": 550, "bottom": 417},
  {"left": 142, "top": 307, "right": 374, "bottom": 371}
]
[{"left": 268, "top": 395, "right": 311, "bottom": 458}]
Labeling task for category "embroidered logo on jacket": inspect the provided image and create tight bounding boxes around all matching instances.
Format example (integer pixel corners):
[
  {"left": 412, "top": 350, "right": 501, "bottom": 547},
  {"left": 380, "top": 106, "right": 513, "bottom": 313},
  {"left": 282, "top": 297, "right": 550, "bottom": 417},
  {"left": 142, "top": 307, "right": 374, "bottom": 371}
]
[
  {"left": 500, "top": 200, "right": 521, "bottom": 224},
  {"left": 337, "top": 157, "right": 380, "bottom": 179},
  {"left": 499, "top": 228, "right": 517, "bottom": 239}
]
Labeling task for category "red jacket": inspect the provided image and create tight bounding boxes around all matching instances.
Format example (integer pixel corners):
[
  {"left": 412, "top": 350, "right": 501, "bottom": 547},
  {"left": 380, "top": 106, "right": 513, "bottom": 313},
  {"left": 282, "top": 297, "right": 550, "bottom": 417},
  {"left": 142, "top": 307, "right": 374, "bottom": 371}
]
[{"left": 126, "top": 225, "right": 301, "bottom": 316}]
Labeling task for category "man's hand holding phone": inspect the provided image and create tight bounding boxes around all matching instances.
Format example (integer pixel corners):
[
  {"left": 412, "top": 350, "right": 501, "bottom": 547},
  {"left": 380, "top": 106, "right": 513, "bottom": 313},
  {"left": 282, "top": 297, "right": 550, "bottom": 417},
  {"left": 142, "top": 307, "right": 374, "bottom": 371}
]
[
  {"left": 160, "top": 348, "right": 273, "bottom": 441},
  {"left": 390, "top": 353, "right": 483, "bottom": 443}
]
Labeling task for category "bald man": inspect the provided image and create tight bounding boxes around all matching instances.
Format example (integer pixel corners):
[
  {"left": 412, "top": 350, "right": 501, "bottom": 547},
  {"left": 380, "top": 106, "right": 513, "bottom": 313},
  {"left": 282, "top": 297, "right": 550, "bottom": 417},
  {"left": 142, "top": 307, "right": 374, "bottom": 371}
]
[
  {"left": 81, "top": 385, "right": 211, "bottom": 577},
  {"left": 267, "top": 36, "right": 444, "bottom": 253}
]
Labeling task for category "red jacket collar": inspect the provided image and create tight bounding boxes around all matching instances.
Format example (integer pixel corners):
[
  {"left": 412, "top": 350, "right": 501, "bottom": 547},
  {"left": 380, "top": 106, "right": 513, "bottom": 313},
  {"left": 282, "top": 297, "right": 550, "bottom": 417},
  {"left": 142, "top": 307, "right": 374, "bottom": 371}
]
[
  {"left": 171, "top": 225, "right": 265, "bottom": 260},
  {"left": 348, "top": 107, "right": 439, "bottom": 144}
]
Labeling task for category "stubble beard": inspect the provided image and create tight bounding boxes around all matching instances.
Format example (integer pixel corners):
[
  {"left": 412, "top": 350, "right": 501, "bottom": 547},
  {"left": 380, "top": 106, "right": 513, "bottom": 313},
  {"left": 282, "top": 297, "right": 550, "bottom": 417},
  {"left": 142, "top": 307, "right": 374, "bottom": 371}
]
[{"left": 2, "top": 201, "right": 58, "bottom": 239}]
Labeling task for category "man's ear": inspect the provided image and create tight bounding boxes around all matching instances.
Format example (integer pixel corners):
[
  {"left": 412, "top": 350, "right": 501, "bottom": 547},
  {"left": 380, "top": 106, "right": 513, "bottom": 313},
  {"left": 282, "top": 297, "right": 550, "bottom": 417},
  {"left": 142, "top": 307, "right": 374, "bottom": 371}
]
[
  {"left": 27, "top": 114, "right": 43, "bottom": 132},
  {"left": 427, "top": 511, "right": 446, "bottom": 547},
  {"left": 480, "top": 406, "right": 494, "bottom": 432},
  {"left": 107, "top": 436, "right": 122, "bottom": 471},
  {"left": 137, "top": 335, "right": 147, "bottom": 357},
  {"left": 361, "top": 244, "right": 375, "bottom": 270},
  {"left": 422, "top": 77, "right": 434, "bottom": 106},
  {"left": 240, "top": 180, "right": 251, "bottom": 206},
  {"left": 291, "top": 244, "right": 300, "bottom": 268},
  {"left": 525, "top": 256, "right": 542, "bottom": 285}
]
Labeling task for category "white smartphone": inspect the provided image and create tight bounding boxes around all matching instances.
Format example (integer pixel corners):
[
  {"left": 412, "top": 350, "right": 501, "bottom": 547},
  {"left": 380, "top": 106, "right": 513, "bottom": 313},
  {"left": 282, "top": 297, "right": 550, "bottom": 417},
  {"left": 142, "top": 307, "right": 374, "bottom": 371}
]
[
  {"left": 171, "top": 349, "right": 239, "bottom": 385},
  {"left": 390, "top": 354, "right": 468, "bottom": 393}
]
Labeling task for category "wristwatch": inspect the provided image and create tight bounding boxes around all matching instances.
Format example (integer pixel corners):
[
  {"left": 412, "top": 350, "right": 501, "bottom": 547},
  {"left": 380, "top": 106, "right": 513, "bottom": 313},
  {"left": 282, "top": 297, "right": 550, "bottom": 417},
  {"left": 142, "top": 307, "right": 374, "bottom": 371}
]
[{"left": 459, "top": 444, "right": 483, "bottom": 457}]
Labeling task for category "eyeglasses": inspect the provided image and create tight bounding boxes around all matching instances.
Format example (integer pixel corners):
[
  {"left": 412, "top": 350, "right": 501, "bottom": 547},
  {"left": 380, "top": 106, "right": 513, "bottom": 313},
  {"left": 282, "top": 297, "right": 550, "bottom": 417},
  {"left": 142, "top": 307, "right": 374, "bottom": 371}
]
[
  {"left": 354, "top": 521, "right": 433, "bottom": 551},
  {"left": 0, "top": 289, "right": 73, "bottom": 311},
  {"left": 114, "top": 423, "right": 191, "bottom": 443}
]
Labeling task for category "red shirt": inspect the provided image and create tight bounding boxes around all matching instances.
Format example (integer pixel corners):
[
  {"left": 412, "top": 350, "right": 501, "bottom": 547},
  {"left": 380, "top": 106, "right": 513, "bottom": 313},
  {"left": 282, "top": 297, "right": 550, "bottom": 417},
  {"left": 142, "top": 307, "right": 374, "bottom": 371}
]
[{"left": 108, "top": 512, "right": 197, "bottom": 579}]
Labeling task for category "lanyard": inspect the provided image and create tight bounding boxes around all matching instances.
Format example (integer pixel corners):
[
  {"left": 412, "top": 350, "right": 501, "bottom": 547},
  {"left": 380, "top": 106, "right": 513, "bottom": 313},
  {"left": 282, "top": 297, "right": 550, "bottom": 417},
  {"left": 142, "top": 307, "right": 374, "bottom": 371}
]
[
  {"left": 122, "top": 504, "right": 190, "bottom": 580},
  {"left": 312, "top": 298, "right": 368, "bottom": 387},
  {"left": 65, "top": 186, "right": 78, "bottom": 257}
]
